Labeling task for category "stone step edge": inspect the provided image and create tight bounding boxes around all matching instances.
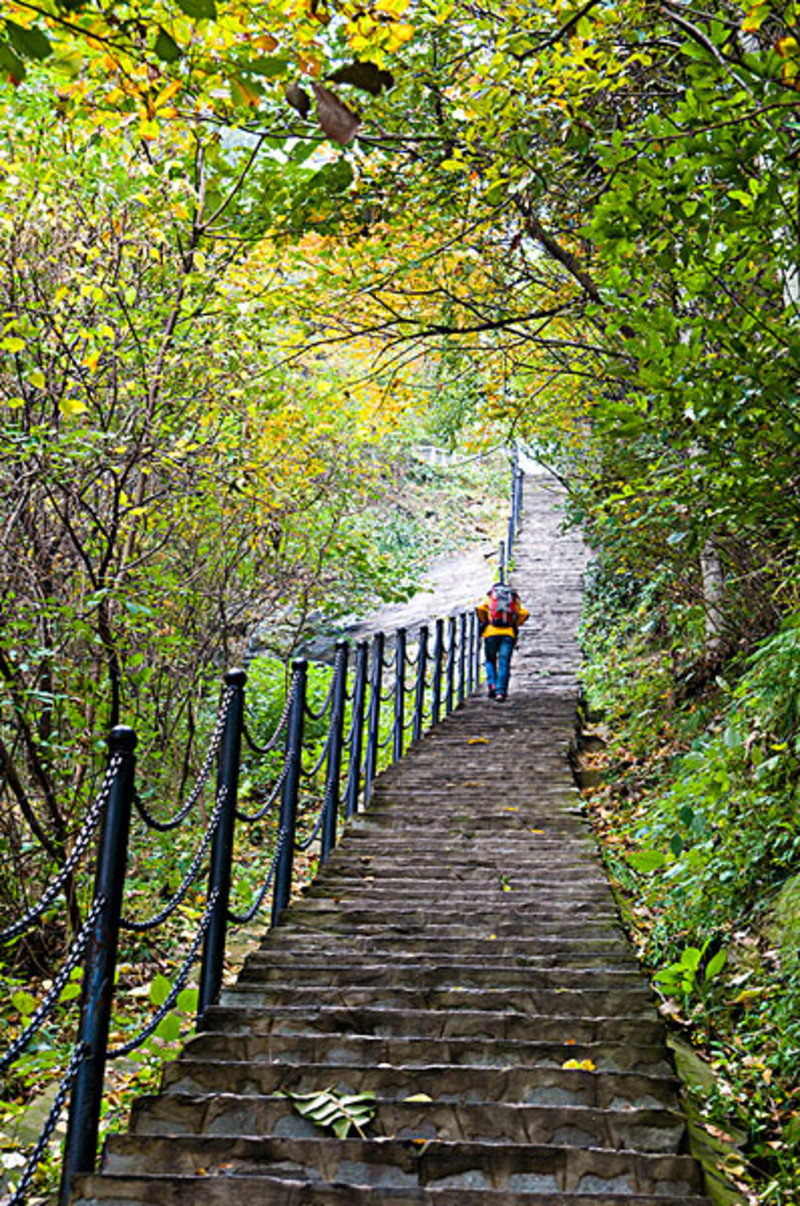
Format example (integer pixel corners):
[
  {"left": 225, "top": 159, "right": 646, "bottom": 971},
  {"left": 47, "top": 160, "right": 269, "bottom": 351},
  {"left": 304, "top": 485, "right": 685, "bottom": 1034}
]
[{"left": 72, "top": 1172, "right": 711, "bottom": 1206}]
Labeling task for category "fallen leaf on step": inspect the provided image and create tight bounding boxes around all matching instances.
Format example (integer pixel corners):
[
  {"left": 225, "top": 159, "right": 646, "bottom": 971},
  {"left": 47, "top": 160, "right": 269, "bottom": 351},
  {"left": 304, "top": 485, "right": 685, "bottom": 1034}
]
[
  {"left": 467, "top": 737, "right": 489, "bottom": 745},
  {"left": 562, "top": 1059, "right": 595, "bottom": 1071},
  {"left": 403, "top": 1093, "right": 433, "bottom": 1103}
]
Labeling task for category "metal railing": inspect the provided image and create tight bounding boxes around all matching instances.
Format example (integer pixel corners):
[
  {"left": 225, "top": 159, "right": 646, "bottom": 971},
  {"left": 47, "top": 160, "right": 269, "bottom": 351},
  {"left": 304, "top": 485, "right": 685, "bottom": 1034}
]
[
  {"left": 0, "top": 452, "right": 524, "bottom": 1206},
  {"left": 0, "top": 607, "right": 483, "bottom": 1206}
]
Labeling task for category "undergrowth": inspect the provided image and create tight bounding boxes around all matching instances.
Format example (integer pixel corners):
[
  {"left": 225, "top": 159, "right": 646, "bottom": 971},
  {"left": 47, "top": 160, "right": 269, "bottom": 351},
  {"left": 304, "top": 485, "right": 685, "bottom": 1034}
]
[{"left": 580, "top": 563, "right": 800, "bottom": 1204}]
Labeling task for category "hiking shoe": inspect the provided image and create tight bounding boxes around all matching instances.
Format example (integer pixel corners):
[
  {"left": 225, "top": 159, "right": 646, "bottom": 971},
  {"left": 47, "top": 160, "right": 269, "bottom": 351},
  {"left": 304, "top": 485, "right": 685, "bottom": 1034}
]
[
  {"left": 487, "top": 684, "right": 496, "bottom": 698},
  {"left": 495, "top": 692, "right": 506, "bottom": 702}
]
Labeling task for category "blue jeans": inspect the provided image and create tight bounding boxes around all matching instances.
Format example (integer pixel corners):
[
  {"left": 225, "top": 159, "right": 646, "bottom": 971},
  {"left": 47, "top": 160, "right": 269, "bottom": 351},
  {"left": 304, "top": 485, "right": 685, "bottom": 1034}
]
[{"left": 484, "top": 635, "right": 515, "bottom": 695}]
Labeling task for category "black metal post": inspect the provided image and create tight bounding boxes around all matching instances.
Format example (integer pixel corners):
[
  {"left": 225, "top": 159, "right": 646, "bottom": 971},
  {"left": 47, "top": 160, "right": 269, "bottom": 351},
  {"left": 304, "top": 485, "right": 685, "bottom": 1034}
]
[
  {"left": 321, "top": 642, "right": 348, "bottom": 864},
  {"left": 507, "top": 512, "right": 515, "bottom": 564},
  {"left": 458, "top": 612, "right": 467, "bottom": 705},
  {"left": 393, "top": 628, "right": 406, "bottom": 763},
  {"left": 499, "top": 539, "right": 506, "bottom": 584},
  {"left": 431, "top": 618, "right": 444, "bottom": 726},
  {"left": 467, "top": 612, "right": 475, "bottom": 695},
  {"left": 345, "top": 641, "right": 368, "bottom": 818},
  {"left": 363, "top": 632, "right": 384, "bottom": 807},
  {"left": 271, "top": 659, "right": 307, "bottom": 927},
  {"left": 445, "top": 616, "right": 456, "bottom": 715},
  {"left": 60, "top": 727, "right": 136, "bottom": 1205},
  {"left": 197, "top": 669, "right": 245, "bottom": 1026},
  {"left": 413, "top": 625, "right": 428, "bottom": 742}
]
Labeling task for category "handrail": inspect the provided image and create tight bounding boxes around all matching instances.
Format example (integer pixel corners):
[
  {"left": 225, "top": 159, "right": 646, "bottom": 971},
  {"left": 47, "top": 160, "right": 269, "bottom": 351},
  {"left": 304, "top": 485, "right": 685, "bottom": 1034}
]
[{"left": 0, "top": 455, "right": 524, "bottom": 1206}]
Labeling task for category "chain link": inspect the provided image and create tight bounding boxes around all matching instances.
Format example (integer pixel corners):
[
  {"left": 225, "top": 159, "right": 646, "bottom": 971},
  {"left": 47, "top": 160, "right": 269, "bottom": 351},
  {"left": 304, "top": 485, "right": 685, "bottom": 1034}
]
[
  {"left": 0, "top": 755, "right": 119, "bottom": 947},
  {"left": 119, "top": 786, "right": 226, "bottom": 933},
  {"left": 0, "top": 896, "right": 104, "bottom": 1075},
  {"left": 295, "top": 775, "right": 336, "bottom": 853},
  {"left": 299, "top": 724, "right": 334, "bottom": 779},
  {"left": 227, "top": 830, "right": 285, "bottom": 925},
  {"left": 303, "top": 648, "right": 344, "bottom": 721},
  {"left": 235, "top": 763, "right": 288, "bottom": 823},
  {"left": 132, "top": 688, "right": 233, "bottom": 833},
  {"left": 109, "top": 890, "right": 217, "bottom": 1059},
  {"left": 242, "top": 671, "right": 299, "bottom": 755},
  {"left": 5, "top": 1040, "right": 88, "bottom": 1206}
]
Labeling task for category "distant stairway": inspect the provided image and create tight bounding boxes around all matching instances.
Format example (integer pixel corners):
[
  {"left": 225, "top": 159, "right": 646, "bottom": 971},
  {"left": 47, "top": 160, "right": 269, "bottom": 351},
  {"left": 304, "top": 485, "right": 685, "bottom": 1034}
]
[{"left": 72, "top": 475, "right": 709, "bottom": 1205}]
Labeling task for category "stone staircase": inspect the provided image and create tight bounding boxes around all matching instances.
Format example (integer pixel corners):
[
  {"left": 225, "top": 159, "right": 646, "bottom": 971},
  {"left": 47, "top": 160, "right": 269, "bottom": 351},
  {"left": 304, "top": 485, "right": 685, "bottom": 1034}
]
[{"left": 71, "top": 474, "right": 710, "bottom": 1205}]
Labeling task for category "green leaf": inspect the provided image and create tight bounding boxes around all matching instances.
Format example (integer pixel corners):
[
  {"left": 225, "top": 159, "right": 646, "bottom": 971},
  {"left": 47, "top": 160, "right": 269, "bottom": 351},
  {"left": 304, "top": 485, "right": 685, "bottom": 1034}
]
[
  {"left": 175, "top": 0, "right": 217, "bottom": 19},
  {"left": 5, "top": 20, "right": 52, "bottom": 61},
  {"left": 154, "top": 29, "right": 182, "bottom": 62},
  {"left": 669, "top": 833, "right": 684, "bottom": 858},
  {"left": 287, "top": 1088, "right": 376, "bottom": 1138},
  {"left": 155, "top": 1011, "right": 181, "bottom": 1042},
  {"left": 705, "top": 949, "right": 727, "bottom": 981},
  {"left": 11, "top": 990, "right": 37, "bottom": 1017},
  {"left": 0, "top": 43, "right": 25, "bottom": 80},
  {"left": 680, "top": 947, "right": 702, "bottom": 971},
  {"left": 149, "top": 973, "right": 171, "bottom": 1006},
  {"left": 628, "top": 849, "right": 667, "bottom": 873},
  {"left": 247, "top": 56, "right": 290, "bottom": 79},
  {"left": 176, "top": 987, "right": 198, "bottom": 1013}
]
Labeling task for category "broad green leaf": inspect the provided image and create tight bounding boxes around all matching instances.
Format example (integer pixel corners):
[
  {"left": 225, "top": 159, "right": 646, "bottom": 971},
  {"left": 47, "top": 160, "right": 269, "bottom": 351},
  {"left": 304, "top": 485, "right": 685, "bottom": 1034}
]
[
  {"left": 5, "top": 20, "right": 52, "bottom": 61},
  {"left": 705, "top": 949, "right": 727, "bottom": 980},
  {"left": 628, "top": 849, "right": 667, "bottom": 873},
  {"left": 155, "top": 1011, "right": 181, "bottom": 1042},
  {"left": 154, "top": 30, "right": 182, "bottom": 62},
  {"left": 149, "top": 973, "right": 171, "bottom": 1006},
  {"left": 11, "top": 990, "right": 37, "bottom": 1017},
  {"left": 175, "top": 0, "right": 217, "bottom": 19}
]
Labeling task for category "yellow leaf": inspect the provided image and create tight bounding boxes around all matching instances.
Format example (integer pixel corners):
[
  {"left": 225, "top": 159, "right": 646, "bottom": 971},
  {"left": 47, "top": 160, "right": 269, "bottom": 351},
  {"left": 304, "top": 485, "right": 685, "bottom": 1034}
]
[
  {"left": 29, "top": 370, "right": 45, "bottom": 389},
  {"left": 562, "top": 1058, "right": 595, "bottom": 1071},
  {"left": 402, "top": 1093, "right": 432, "bottom": 1102},
  {"left": 60, "top": 396, "right": 87, "bottom": 416},
  {"left": 1, "top": 336, "right": 25, "bottom": 352},
  {"left": 154, "top": 80, "right": 182, "bottom": 109},
  {"left": 467, "top": 737, "right": 489, "bottom": 745}
]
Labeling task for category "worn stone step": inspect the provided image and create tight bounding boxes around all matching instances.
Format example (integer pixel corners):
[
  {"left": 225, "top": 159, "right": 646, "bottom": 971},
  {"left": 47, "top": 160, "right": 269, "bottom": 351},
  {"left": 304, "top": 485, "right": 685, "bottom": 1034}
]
[
  {"left": 288, "top": 901, "right": 621, "bottom": 924},
  {"left": 99, "top": 1134, "right": 704, "bottom": 1195},
  {"left": 73, "top": 1172, "right": 710, "bottom": 1206},
  {"left": 161, "top": 1058, "right": 681, "bottom": 1112},
  {"left": 130, "top": 1090, "right": 685, "bottom": 1152},
  {"left": 303, "top": 885, "right": 616, "bottom": 903},
  {"left": 261, "top": 930, "right": 634, "bottom": 958},
  {"left": 235, "top": 960, "right": 645, "bottom": 991},
  {"left": 275, "top": 915, "right": 627, "bottom": 940},
  {"left": 200, "top": 1003, "right": 667, "bottom": 1047},
  {"left": 218, "top": 983, "right": 657, "bottom": 1019},
  {"left": 180, "top": 1030, "right": 673, "bottom": 1076},
  {"left": 245, "top": 947, "right": 640, "bottom": 971}
]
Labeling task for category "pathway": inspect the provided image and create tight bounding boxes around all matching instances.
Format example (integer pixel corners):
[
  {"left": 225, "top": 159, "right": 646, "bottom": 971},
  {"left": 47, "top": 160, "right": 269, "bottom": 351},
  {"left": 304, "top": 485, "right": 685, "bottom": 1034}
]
[{"left": 71, "top": 473, "right": 709, "bottom": 1205}]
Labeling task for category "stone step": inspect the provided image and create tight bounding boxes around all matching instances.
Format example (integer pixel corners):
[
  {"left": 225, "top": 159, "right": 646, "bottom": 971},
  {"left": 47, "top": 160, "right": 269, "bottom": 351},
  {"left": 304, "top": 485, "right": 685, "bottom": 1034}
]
[
  {"left": 259, "top": 935, "right": 637, "bottom": 962},
  {"left": 235, "top": 961, "right": 645, "bottom": 991},
  {"left": 161, "top": 1058, "right": 681, "bottom": 1112},
  {"left": 275, "top": 915, "right": 627, "bottom": 939},
  {"left": 99, "top": 1134, "right": 704, "bottom": 1196},
  {"left": 73, "top": 1172, "right": 710, "bottom": 1206},
  {"left": 130, "top": 1090, "right": 685, "bottom": 1152},
  {"left": 287, "top": 901, "right": 621, "bottom": 923},
  {"left": 245, "top": 947, "right": 640, "bottom": 970},
  {"left": 199, "top": 1003, "right": 667, "bottom": 1047},
  {"left": 180, "top": 1030, "right": 673, "bottom": 1076},
  {"left": 302, "top": 884, "right": 616, "bottom": 902},
  {"left": 217, "top": 983, "right": 657, "bottom": 1018}
]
